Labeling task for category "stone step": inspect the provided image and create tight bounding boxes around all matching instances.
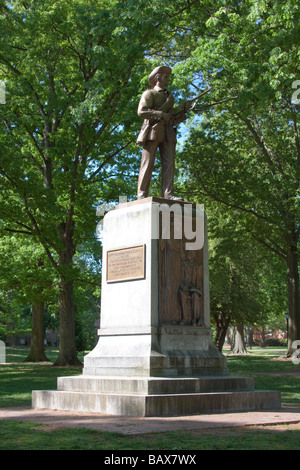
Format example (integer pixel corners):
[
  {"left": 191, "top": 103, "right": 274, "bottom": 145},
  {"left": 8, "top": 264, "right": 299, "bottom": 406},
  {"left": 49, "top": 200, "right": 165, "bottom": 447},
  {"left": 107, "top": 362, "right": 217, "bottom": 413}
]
[
  {"left": 32, "top": 389, "right": 281, "bottom": 417},
  {"left": 57, "top": 375, "right": 255, "bottom": 395},
  {"left": 82, "top": 354, "right": 228, "bottom": 377}
]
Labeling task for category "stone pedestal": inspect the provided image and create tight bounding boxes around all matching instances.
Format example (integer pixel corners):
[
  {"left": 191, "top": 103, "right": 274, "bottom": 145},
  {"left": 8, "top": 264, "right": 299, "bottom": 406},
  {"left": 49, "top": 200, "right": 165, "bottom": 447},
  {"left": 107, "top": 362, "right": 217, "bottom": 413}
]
[{"left": 32, "top": 198, "right": 281, "bottom": 416}]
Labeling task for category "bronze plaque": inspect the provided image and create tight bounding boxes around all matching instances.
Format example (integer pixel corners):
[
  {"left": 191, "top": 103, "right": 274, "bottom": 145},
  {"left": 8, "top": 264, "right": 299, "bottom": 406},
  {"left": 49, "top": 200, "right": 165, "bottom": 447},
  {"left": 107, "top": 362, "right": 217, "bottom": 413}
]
[{"left": 106, "top": 245, "right": 145, "bottom": 283}]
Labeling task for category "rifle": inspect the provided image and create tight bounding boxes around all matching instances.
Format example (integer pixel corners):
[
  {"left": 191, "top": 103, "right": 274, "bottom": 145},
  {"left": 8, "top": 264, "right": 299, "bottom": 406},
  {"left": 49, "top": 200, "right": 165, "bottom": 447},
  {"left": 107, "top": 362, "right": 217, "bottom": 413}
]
[
  {"left": 172, "top": 87, "right": 212, "bottom": 116},
  {"left": 136, "top": 87, "right": 212, "bottom": 145}
]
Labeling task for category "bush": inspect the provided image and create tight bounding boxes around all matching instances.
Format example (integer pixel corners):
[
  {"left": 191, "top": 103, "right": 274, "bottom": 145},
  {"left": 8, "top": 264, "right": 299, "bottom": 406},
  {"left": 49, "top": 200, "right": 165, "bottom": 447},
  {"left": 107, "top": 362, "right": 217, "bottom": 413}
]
[{"left": 265, "top": 338, "right": 286, "bottom": 347}]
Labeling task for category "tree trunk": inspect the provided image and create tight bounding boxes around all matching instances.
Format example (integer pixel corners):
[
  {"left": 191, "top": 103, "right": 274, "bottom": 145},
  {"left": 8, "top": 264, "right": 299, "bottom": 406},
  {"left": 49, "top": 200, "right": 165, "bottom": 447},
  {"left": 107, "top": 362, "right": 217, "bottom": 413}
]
[
  {"left": 286, "top": 230, "right": 300, "bottom": 356},
  {"left": 231, "top": 324, "right": 248, "bottom": 354},
  {"left": 24, "top": 301, "right": 50, "bottom": 362},
  {"left": 53, "top": 216, "right": 82, "bottom": 366},
  {"left": 260, "top": 328, "right": 266, "bottom": 348},
  {"left": 214, "top": 310, "right": 231, "bottom": 352},
  {"left": 53, "top": 275, "right": 82, "bottom": 366},
  {"left": 246, "top": 326, "right": 254, "bottom": 349}
]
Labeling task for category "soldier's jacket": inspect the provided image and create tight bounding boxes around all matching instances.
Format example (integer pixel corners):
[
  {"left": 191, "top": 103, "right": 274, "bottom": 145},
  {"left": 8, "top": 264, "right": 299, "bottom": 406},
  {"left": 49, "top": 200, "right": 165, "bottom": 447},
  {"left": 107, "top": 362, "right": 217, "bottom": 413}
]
[{"left": 137, "top": 87, "right": 186, "bottom": 145}]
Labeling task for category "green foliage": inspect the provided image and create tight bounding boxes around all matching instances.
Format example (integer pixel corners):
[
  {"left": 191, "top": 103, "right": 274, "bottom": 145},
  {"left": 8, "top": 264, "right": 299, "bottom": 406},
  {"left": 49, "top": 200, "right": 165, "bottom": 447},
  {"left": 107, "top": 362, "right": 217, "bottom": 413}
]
[
  {"left": 202, "top": 201, "right": 287, "bottom": 338},
  {"left": 0, "top": 235, "right": 58, "bottom": 301},
  {"left": 0, "top": 0, "right": 207, "bottom": 266},
  {"left": 0, "top": 298, "right": 31, "bottom": 341},
  {"left": 168, "top": 0, "right": 299, "bottom": 336},
  {"left": 0, "top": 0, "right": 143, "bottom": 250},
  {"left": 172, "top": 1, "right": 299, "bottom": 239}
]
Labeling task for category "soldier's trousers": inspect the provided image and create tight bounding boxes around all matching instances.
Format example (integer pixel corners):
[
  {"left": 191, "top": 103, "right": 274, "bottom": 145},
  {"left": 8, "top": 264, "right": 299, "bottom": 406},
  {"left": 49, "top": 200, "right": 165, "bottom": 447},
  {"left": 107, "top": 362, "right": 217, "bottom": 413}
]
[{"left": 137, "top": 129, "right": 177, "bottom": 199}]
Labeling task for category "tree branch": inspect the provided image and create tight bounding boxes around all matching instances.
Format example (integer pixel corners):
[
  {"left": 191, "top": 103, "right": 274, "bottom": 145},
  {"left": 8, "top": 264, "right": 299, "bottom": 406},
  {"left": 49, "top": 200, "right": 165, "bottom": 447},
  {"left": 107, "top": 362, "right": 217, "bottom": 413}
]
[
  {"left": 22, "top": 124, "right": 45, "bottom": 168},
  {"left": 191, "top": 178, "right": 282, "bottom": 228},
  {"left": 195, "top": 95, "right": 238, "bottom": 111},
  {"left": 282, "top": 96, "right": 300, "bottom": 175},
  {"left": 255, "top": 236, "right": 286, "bottom": 260},
  {"left": 163, "top": 0, "right": 203, "bottom": 20},
  {"left": 239, "top": 115, "right": 285, "bottom": 176},
  {"left": 23, "top": 195, "right": 59, "bottom": 272},
  {"left": 88, "top": 139, "right": 134, "bottom": 181},
  {"left": 0, "top": 53, "right": 47, "bottom": 118},
  {"left": 3, "top": 227, "right": 32, "bottom": 236}
]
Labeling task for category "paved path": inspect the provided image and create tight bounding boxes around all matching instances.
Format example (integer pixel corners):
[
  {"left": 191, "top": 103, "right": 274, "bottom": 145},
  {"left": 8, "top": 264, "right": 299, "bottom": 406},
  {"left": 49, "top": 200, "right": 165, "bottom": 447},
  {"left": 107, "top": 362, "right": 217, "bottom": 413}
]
[{"left": 1, "top": 406, "right": 300, "bottom": 434}]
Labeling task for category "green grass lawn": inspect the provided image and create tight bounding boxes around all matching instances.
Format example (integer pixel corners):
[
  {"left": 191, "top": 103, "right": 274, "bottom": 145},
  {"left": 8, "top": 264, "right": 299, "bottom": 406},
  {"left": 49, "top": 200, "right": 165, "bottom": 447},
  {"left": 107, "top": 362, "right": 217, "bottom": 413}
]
[
  {"left": 0, "top": 347, "right": 84, "bottom": 407},
  {"left": 0, "top": 346, "right": 300, "bottom": 450},
  {"left": 1, "top": 419, "right": 300, "bottom": 451}
]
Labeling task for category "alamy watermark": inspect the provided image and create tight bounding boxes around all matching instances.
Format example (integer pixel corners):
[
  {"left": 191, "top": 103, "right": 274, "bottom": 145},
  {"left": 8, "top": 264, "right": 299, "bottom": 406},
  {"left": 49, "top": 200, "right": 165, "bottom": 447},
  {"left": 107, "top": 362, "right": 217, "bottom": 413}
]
[
  {"left": 96, "top": 196, "right": 205, "bottom": 250},
  {"left": 292, "top": 340, "right": 300, "bottom": 365},
  {"left": 0, "top": 81, "right": 5, "bottom": 104},
  {"left": 0, "top": 340, "right": 5, "bottom": 364},
  {"left": 0, "top": 79, "right": 298, "bottom": 106},
  {"left": 291, "top": 80, "right": 300, "bottom": 105}
]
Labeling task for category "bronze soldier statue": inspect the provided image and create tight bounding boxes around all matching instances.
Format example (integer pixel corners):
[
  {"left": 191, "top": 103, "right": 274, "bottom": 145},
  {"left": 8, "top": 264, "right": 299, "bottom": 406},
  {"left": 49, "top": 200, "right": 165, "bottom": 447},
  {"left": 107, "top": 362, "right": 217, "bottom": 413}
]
[{"left": 136, "top": 66, "right": 192, "bottom": 201}]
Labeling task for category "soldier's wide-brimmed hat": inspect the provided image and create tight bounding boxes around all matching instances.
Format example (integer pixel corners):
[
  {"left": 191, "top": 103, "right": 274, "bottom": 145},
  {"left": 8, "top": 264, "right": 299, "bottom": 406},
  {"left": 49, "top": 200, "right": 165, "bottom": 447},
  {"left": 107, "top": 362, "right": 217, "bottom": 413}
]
[{"left": 148, "top": 66, "right": 172, "bottom": 87}]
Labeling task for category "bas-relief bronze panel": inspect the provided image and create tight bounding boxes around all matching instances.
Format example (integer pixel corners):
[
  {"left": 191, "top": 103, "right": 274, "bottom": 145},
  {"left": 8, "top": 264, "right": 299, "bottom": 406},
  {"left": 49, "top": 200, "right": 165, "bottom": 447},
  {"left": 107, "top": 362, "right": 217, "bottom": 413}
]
[
  {"left": 158, "top": 215, "right": 204, "bottom": 327},
  {"left": 106, "top": 245, "right": 145, "bottom": 283}
]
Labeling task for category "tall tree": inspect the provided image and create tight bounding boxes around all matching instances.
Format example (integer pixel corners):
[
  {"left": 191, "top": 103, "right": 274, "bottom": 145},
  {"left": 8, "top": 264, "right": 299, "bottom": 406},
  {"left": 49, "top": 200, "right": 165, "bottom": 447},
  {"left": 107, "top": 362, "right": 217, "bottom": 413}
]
[
  {"left": 0, "top": 0, "right": 209, "bottom": 364},
  {"left": 0, "top": 0, "right": 142, "bottom": 365},
  {"left": 0, "top": 234, "right": 57, "bottom": 360},
  {"left": 170, "top": 0, "right": 299, "bottom": 355},
  {"left": 207, "top": 207, "right": 286, "bottom": 352}
]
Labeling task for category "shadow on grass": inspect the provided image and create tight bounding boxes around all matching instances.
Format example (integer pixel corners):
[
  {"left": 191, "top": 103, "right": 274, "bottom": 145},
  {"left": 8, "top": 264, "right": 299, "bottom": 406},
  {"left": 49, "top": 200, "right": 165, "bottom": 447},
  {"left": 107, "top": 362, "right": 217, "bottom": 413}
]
[
  {"left": 0, "top": 420, "right": 300, "bottom": 450},
  {"left": 227, "top": 353, "right": 297, "bottom": 373},
  {"left": 0, "top": 364, "right": 82, "bottom": 407}
]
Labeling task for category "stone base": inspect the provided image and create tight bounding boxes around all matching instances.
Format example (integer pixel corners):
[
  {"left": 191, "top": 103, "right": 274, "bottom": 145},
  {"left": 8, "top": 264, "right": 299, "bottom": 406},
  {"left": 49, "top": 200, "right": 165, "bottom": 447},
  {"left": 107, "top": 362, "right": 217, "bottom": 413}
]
[
  {"left": 32, "top": 199, "right": 281, "bottom": 416},
  {"left": 32, "top": 375, "right": 281, "bottom": 417},
  {"left": 83, "top": 326, "right": 229, "bottom": 377},
  {"left": 82, "top": 355, "right": 228, "bottom": 378}
]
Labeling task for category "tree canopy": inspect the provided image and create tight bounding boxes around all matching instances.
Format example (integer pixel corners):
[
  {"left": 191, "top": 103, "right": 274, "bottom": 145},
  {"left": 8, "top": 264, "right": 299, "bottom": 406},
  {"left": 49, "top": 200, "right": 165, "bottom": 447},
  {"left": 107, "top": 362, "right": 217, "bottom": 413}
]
[
  {"left": 0, "top": 0, "right": 218, "bottom": 363},
  {"left": 171, "top": 0, "right": 299, "bottom": 354}
]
